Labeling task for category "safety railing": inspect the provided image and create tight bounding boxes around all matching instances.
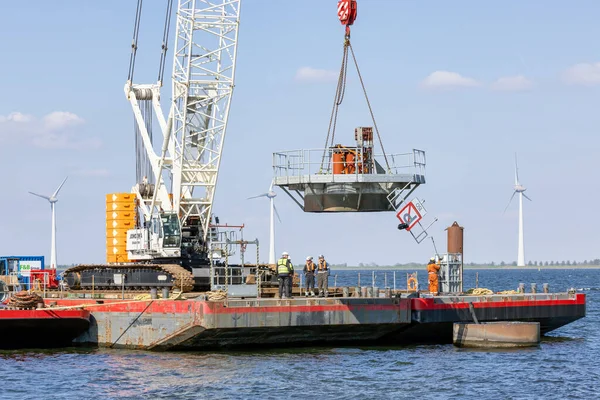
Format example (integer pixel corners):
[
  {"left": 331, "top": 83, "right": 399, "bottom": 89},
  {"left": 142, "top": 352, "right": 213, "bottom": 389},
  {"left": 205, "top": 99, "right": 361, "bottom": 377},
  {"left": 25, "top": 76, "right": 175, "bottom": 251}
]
[{"left": 273, "top": 148, "right": 426, "bottom": 178}]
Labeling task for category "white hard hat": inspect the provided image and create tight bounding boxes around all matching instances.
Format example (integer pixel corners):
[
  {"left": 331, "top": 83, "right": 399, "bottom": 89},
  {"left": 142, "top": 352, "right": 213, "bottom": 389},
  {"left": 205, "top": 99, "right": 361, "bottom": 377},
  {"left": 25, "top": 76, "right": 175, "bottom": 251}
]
[
  {"left": 318, "top": 254, "right": 324, "bottom": 259},
  {"left": 282, "top": 251, "right": 289, "bottom": 257},
  {"left": 306, "top": 256, "right": 312, "bottom": 261}
]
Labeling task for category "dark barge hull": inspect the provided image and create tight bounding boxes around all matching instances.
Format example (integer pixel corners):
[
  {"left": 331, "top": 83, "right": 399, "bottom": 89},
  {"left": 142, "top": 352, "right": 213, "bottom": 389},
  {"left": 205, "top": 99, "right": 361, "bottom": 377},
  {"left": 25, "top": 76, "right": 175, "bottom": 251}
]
[
  {"left": 390, "top": 295, "right": 586, "bottom": 344},
  {"left": 0, "top": 309, "right": 91, "bottom": 349},
  {"left": 47, "top": 292, "right": 585, "bottom": 350}
]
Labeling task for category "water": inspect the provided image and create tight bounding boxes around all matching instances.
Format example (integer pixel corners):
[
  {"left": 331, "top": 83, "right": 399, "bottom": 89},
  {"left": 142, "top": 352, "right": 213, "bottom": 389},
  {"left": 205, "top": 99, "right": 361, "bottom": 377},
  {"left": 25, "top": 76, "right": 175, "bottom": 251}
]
[{"left": 2, "top": 269, "right": 599, "bottom": 399}]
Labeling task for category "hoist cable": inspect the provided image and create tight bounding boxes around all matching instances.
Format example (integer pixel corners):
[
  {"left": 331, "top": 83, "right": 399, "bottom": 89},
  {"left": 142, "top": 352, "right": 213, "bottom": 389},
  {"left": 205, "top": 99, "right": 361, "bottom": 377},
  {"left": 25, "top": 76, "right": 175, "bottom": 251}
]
[
  {"left": 348, "top": 42, "right": 391, "bottom": 171},
  {"left": 320, "top": 39, "right": 350, "bottom": 172},
  {"left": 158, "top": 0, "right": 174, "bottom": 83},
  {"left": 127, "top": 0, "right": 144, "bottom": 82}
]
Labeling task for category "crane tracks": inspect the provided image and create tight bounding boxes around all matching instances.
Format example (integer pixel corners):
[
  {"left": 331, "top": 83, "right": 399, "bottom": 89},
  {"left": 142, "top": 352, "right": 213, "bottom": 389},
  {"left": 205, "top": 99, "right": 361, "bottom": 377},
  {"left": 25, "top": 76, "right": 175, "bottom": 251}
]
[{"left": 63, "top": 263, "right": 194, "bottom": 292}]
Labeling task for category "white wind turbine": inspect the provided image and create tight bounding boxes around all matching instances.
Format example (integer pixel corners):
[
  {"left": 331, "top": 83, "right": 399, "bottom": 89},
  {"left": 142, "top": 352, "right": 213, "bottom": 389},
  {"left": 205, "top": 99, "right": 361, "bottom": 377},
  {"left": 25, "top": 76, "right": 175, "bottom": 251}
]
[
  {"left": 248, "top": 181, "right": 281, "bottom": 265},
  {"left": 29, "top": 177, "right": 68, "bottom": 270},
  {"left": 503, "top": 155, "right": 531, "bottom": 267}
]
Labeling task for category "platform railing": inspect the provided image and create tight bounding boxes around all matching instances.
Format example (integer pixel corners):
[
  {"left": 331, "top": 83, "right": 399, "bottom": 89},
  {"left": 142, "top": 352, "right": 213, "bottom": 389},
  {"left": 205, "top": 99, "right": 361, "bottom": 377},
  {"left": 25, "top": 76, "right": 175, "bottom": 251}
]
[{"left": 273, "top": 148, "right": 426, "bottom": 178}]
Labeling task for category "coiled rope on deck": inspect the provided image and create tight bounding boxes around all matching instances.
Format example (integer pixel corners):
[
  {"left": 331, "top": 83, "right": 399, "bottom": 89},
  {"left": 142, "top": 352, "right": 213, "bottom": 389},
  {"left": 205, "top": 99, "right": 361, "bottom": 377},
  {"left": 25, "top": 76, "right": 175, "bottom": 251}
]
[
  {"left": 465, "top": 288, "right": 494, "bottom": 296},
  {"left": 206, "top": 290, "right": 227, "bottom": 302},
  {"left": 7, "top": 292, "right": 45, "bottom": 310}
]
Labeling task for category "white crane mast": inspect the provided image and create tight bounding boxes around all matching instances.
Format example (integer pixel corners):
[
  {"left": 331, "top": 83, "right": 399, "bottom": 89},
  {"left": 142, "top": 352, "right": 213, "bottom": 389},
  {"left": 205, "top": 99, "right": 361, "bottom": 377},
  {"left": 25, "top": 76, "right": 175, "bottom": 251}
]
[
  {"left": 171, "top": 0, "right": 241, "bottom": 240},
  {"left": 124, "top": 0, "right": 241, "bottom": 246}
]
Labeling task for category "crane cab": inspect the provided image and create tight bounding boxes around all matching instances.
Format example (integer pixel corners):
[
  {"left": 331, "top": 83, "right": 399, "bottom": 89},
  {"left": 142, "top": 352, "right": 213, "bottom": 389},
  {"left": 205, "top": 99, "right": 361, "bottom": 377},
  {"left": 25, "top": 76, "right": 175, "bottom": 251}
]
[{"left": 126, "top": 212, "right": 181, "bottom": 260}]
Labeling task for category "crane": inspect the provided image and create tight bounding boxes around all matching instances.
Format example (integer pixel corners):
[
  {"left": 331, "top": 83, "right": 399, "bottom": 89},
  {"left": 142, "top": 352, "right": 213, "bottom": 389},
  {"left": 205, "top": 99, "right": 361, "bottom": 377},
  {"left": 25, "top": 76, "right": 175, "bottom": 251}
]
[{"left": 63, "top": 0, "right": 242, "bottom": 292}]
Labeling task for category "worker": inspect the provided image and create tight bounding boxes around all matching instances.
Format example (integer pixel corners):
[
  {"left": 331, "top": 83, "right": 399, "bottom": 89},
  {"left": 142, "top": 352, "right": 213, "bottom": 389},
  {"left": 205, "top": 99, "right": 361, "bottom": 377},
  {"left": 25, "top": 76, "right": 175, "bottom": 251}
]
[
  {"left": 427, "top": 256, "right": 440, "bottom": 295},
  {"left": 303, "top": 256, "right": 316, "bottom": 296},
  {"left": 277, "top": 251, "right": 294, "bottom": 299},
  {"left": 316, "top": 254, "right": 329, "bottom": 297}
]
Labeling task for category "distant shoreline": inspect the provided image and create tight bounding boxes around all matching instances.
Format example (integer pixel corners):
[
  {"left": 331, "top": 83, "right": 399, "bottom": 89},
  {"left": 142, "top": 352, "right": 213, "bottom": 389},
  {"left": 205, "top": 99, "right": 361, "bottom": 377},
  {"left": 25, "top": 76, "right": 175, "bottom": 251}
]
[{"left": 332, "top": 265, "right": 600, "bottom": 271}]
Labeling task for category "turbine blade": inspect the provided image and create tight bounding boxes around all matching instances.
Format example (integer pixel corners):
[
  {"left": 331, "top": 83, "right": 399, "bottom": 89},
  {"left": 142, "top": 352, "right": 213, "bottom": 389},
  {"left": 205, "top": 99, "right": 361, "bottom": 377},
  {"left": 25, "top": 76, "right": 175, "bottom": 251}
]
[
  {"left": 269, "top": 179, "right": 274, "bottom": 192},
  {"left": 503, "top": 191, "right": 517, "bottom": 214},
  {"left": 514, "top": 153, "right": 519, "bottom": 185},
  {"left": 29, "top": 191, "right": 50, "bottom": 201},
  {"left": 522, "top": 193, "right": 532, "bottom": 201},
  {"left": 273, "top": 202, "right": 282, "bottom": 223},
  {"left": 52, "top": 176, "right": 68, "bottom": 198},
  {"left": 247, "top": 193, "right": 269, "bottom": 200}
]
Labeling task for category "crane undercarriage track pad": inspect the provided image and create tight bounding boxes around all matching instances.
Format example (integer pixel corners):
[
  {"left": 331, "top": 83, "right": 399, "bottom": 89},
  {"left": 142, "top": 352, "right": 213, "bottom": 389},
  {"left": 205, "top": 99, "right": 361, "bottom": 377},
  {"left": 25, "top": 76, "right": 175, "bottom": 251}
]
[{"left": 63, "top": 264, "right": 194, "bottom": 292}]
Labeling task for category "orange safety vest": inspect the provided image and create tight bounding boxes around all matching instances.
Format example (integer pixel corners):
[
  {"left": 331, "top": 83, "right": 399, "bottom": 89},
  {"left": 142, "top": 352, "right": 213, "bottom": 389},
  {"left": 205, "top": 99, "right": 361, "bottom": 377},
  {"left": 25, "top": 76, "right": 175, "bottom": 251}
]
[
  {"left": 305, "top": 261, "right": 315, "bottom": 272},
  {"left": 318, "top": 260, "right": 328, "bottom": 271}
]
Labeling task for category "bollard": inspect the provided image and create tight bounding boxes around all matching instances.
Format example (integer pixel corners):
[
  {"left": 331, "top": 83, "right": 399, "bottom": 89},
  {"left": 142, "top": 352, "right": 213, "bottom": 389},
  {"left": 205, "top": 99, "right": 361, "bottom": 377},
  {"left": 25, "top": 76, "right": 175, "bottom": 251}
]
[
  {"left": 162, "top": 287, "right": 170, "bottom": 299},
  {"left": 150, "top": 288, "right": 158, "bottom": 300},
  {"left": 373, "top": 287, "right": 379, "bottom": 298},
  {"left": 385, "top": 288, "right": 391, "bottom": 298},
  {"left": 542, "top": 283, "right": 549, "bottom": 294},
  {"left": 343, "top": 287, "right": 349, "bottom": 297},
  {"left": 354, "top": 287, "right": 361, "bottom": 297},
  {"left": 366, "top": 287, "right": 373, "bottom": 298},
  {"left": 518, "top": 283, "right": 525, "bottom": 293},
  {"left": 361, "top": 287, "right": 368, "bottom": 297},
  {"left": 531, "top": 283, "right": 537, "bottom": 294}
]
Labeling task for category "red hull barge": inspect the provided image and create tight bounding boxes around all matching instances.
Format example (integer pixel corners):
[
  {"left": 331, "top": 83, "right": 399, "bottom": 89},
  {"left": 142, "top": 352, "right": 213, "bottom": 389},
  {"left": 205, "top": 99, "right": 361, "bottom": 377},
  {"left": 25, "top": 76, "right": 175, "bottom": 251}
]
[
  {"left": 0, "top": 308, "right": 91, "bottom": 349},
  {"left": 45, "top": 292, "right": 585, "bottom": 350}
]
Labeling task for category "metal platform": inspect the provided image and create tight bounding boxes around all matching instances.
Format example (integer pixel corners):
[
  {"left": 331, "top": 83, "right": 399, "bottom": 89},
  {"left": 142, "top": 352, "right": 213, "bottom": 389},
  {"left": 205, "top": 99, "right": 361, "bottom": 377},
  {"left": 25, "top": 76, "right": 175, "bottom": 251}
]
[{"left": 272, "top": 148, "right": 426, "bottom": 212}]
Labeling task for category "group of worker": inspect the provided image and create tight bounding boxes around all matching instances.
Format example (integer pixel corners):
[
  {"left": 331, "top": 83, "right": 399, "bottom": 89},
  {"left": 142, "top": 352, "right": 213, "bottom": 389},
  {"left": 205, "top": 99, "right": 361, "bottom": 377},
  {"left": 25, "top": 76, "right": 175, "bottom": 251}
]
[
  {"left": 276, "top": 252, "right": 330, "bottom": 299},
  {"left": 277, "top": 252, "right": 441, "bottom": 298}
]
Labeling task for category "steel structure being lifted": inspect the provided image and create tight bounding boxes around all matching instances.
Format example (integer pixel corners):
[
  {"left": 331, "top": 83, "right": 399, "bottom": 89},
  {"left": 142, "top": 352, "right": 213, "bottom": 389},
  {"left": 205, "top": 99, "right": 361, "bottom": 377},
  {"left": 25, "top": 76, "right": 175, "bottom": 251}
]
[{"left": 273, "top": 0, "right": 427, "bottom": 216}]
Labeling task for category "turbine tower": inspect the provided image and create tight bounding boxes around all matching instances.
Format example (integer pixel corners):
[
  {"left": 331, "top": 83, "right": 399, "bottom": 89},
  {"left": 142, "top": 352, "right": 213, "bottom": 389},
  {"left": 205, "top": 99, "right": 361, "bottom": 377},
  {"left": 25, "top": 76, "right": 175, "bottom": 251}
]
[
  {"left": 503, "top": 155, "right": 531, "bottom": 266},
  {"left": 248, "top": 181, "right": 281, "bottom": 265},
  {"left": 29, "top": 177, "right": 68, "bottom": 270}
]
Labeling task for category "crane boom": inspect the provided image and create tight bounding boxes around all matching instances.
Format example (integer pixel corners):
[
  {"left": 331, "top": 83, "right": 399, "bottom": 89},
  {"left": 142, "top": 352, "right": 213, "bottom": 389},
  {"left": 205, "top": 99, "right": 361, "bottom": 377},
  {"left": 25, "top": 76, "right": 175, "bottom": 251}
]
[
  {"left": 171, "top": 0, "right": 241, "bottom": 242},
  {"left": 123, "top": 0, "right": 241, "bottom": 264}
]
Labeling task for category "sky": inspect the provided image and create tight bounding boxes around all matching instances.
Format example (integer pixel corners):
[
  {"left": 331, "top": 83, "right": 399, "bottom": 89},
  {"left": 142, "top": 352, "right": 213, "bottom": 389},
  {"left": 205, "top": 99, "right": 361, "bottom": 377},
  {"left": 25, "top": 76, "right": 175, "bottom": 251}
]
[{"left": 0, "top": 0, "right": 599, "bottom": 266}]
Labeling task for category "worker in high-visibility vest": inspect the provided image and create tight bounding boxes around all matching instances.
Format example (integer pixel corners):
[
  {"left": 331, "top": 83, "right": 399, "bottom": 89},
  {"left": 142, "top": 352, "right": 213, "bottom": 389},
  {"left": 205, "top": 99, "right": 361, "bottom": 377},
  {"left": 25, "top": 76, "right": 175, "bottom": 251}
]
[
  {"left": 317, "top": 255, "right": 330, "bottom": 297},
  {"left": 303, "top": 256, "right": 316, "bottom": 296},
  {"left": 277, "top": 251, "right": 294, "bottom": 299},
  {"left": 427, "top": 256, "right": 440, "bottom": 295}
]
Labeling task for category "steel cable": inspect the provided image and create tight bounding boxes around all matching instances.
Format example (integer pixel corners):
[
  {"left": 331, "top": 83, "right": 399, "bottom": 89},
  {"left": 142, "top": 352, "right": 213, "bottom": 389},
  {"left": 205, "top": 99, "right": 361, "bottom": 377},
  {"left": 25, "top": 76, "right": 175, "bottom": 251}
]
[
  {"left": 348, "top": 42, "right": 391, "bottom": 171},
  {"left": 157, "top": 0, "right": 174, "bottom": 83},
  {"left": 127, "top": 0, "right": 144, "bottom": 82},
  {"left": 320, "top": 39, "right": 350, "bottom": 172}
]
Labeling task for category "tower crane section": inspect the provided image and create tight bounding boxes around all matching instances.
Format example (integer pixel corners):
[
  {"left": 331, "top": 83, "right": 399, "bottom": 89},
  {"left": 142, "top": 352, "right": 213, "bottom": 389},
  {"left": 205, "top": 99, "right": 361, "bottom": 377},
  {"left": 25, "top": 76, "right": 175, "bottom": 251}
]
[{"left": 124, "top": 0, "right": 241, "bottom": 267}]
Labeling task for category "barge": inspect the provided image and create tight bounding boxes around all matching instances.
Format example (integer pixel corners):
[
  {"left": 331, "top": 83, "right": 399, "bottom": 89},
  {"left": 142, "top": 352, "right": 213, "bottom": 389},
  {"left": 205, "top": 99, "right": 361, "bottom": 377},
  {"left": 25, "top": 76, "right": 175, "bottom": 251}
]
[
  {"left": 46, "top": 290, "right": 584, "bottom": 350},
  {"left": 0, "top": 308, "right": 91, "bottom": 349}
]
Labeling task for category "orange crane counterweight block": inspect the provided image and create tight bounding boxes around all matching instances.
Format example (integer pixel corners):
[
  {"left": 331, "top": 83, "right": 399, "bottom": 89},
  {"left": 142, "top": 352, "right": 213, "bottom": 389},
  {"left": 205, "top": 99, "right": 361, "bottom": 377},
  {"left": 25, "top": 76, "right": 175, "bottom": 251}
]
[{"left": 337, "top": 0, "right": 357, "bottom": 36}]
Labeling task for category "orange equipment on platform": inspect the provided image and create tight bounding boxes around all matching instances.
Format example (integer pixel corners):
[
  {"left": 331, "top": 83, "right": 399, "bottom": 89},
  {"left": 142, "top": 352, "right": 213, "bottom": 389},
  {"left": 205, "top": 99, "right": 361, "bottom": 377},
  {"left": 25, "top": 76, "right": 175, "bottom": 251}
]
[
  {"left": 331, "top": 127, "right": 375, "bottom": 175},
  {"left": 105, "top": 193, "right": 136, "bottom": 263}
]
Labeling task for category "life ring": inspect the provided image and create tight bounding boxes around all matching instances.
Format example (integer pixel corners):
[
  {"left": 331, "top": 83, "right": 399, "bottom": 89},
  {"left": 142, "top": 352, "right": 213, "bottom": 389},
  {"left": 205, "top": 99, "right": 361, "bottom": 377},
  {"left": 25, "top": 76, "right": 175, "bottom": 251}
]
[{"left": 407, "top": 276, "right": 418, "bottom": 291}]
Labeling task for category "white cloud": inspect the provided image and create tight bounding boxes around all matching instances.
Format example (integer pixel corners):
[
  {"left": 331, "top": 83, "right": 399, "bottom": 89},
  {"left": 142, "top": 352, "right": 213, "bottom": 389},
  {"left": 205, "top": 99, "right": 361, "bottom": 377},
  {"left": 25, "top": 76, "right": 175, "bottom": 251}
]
[
  {"left": 0, "top": 111, "right": 33, "bottom": 123},
  {"left": 42, "top": 111, "right": 85, "bottom": 131},
  {"left": 0, "top": 111, "right": 99, "bottom": 150},
  {"left": 72, "top": 169, "right": 110, "bottom": 178},
  {"left": 421, "top": 71, "right": 481, "bottom": 89},
  {"left": 562, "top": 62, "right": 600, "bottom": 86},
  {"left": 294, "top": 67, "right": 338, "bottom": 83},
  {"left": 490, "top": 75, "right": 533, "bottom": 91}
]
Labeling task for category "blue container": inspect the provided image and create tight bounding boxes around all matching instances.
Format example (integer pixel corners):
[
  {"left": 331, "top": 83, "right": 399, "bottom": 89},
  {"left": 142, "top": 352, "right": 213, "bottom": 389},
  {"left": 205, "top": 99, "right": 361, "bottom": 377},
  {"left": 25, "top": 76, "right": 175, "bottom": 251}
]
[{"left": 0, "top": 256, "right": 45, "bottom": 288}]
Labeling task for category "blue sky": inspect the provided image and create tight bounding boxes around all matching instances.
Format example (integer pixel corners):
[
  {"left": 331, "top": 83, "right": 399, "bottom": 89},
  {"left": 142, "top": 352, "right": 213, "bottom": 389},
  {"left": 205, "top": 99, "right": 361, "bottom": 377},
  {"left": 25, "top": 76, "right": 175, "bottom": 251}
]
[{"left": 0, "top": 1, "right": 598, "bottom": 266}]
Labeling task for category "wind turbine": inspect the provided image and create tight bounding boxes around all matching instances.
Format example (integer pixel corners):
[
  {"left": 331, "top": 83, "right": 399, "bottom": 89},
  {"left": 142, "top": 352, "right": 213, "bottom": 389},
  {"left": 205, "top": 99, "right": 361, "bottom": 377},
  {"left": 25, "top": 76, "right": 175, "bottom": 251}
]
[
  {"left": 503, "top": 155, "right": 531, "bottom": 267},
  {"left": 29, "top": 176, "right": 68, "bottom": 270},
  {"left": 248, "top": 181, "right": 281, "bottom": 266}
]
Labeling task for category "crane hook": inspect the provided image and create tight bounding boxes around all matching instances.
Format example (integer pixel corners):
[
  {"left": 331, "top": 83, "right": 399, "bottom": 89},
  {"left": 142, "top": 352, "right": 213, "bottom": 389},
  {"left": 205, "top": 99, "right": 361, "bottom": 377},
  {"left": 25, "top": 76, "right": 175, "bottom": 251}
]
[{"left": 337, "top": 0, "right": 357, "bottom": 37}]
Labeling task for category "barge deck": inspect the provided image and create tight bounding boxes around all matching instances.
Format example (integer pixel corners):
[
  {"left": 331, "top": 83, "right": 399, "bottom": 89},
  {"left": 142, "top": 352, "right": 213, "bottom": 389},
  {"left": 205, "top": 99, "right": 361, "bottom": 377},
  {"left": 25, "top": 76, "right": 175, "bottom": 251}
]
[{"left": 46, "top": 291, "right": 585, "bottom": 350}]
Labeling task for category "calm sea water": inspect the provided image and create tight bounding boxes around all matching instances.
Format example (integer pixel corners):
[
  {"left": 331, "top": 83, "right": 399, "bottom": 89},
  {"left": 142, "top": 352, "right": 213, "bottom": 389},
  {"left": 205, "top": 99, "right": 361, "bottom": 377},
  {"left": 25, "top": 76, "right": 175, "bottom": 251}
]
[{"left": 2, "top": 269, "right": 598, "bottom": 400}]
